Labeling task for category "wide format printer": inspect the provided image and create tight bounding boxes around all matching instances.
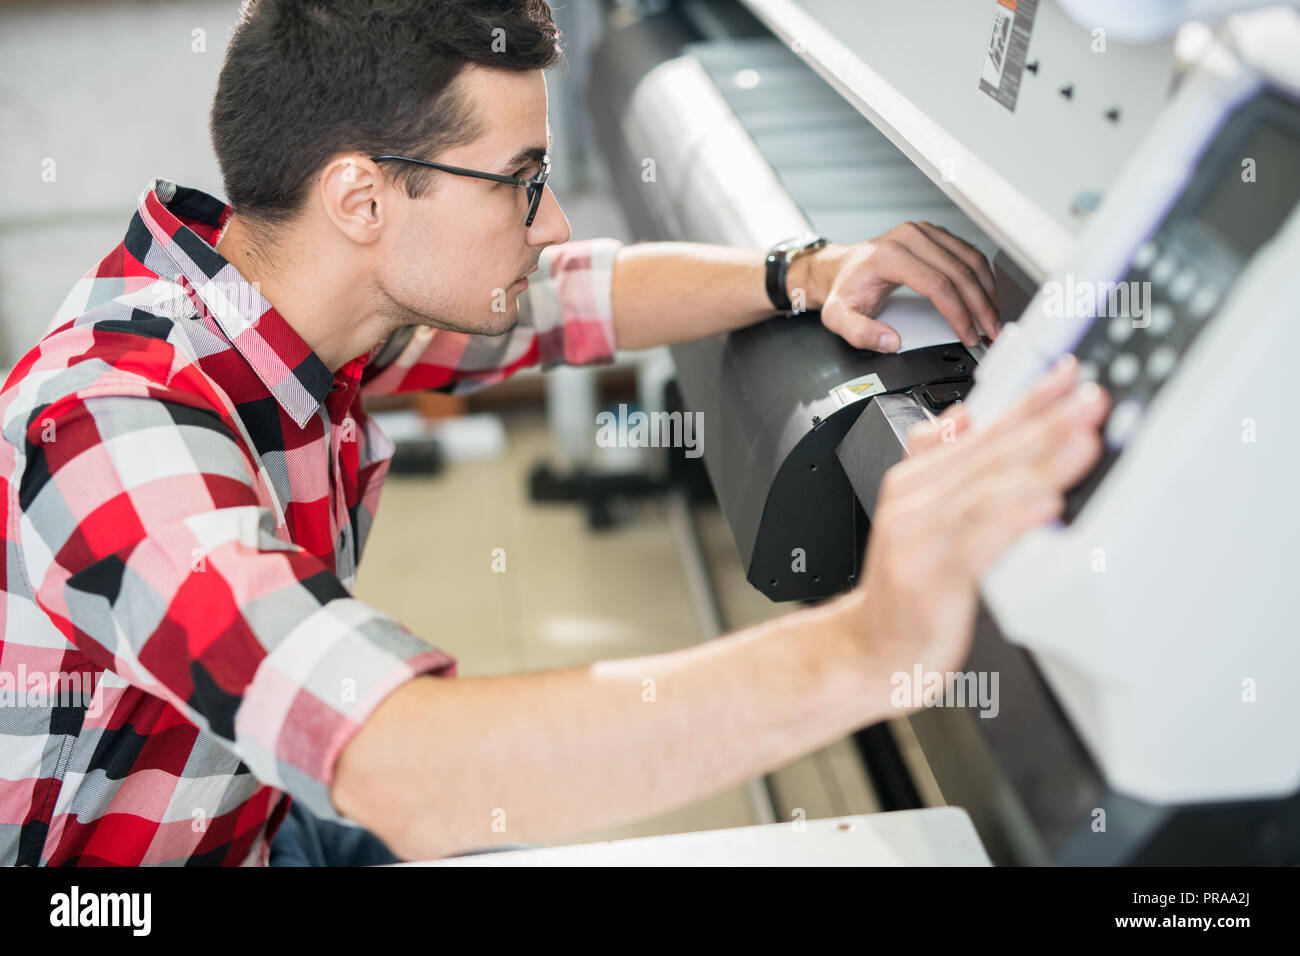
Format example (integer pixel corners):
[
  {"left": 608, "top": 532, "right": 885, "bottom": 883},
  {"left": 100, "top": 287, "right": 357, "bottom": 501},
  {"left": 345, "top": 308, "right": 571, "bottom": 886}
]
[{"left": 588, "top": 0, "right": 1300, "bottom": 864}]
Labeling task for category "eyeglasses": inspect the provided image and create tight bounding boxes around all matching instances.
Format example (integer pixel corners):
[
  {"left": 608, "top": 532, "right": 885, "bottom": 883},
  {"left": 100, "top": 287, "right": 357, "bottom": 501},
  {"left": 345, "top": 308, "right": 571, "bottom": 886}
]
[{"left": 370, "top": 153, "right": 552, "bottom": 227}]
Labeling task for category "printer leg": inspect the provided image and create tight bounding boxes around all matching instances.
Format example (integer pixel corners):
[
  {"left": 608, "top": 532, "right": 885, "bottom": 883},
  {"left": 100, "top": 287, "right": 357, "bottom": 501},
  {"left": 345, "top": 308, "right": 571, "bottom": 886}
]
[{"left": 854, "top": 723, "right": 924, "bottom": 812}]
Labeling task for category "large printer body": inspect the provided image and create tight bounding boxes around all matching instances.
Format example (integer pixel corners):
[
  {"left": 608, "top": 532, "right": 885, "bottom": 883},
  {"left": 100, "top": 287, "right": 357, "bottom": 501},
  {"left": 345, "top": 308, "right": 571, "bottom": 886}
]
[{"left": 589, "top": 0, "right": 1300, "bottom": 864}]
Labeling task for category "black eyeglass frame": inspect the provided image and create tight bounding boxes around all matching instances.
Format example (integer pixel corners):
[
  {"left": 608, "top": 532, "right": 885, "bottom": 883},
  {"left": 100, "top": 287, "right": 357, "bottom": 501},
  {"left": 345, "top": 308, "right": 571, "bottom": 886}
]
[{"left": 370, "top": 154, "right": 551, "bottom": 227}]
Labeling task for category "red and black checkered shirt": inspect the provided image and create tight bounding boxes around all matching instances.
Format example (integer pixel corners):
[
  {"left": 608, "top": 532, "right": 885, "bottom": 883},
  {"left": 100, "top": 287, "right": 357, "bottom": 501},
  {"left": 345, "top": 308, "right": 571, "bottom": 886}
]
[{"left": 0, "top": 179, "right": 622, "bottom": 865}]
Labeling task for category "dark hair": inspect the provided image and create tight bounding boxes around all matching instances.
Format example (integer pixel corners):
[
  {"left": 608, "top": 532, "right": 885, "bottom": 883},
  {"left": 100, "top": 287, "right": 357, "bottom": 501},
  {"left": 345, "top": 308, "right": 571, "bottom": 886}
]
[{"left": 210, "top": 0, "right": 562, "bottom": 226}]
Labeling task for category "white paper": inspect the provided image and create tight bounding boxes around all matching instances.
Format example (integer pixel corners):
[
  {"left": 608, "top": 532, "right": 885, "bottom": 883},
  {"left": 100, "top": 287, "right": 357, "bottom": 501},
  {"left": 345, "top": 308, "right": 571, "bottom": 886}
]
[{"left": 873, "top": 295, "right": 963, "bottom": 352}]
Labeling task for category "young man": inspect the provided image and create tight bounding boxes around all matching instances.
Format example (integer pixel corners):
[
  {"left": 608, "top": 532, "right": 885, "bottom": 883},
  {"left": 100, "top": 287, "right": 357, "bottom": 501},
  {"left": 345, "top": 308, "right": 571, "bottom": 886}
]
[{"left": 0, "top": 0, "right": 1107, "bottom": 866}]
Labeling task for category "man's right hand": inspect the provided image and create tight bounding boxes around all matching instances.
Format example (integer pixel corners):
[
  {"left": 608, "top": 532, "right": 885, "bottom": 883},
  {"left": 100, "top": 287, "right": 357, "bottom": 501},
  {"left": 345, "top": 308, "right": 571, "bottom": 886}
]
[
  {"left": 333, "top": 356, "right": 1110, "bottom": 860},
  {"left": 843, "top": 355, "right": 1110, "bottom": 685}
]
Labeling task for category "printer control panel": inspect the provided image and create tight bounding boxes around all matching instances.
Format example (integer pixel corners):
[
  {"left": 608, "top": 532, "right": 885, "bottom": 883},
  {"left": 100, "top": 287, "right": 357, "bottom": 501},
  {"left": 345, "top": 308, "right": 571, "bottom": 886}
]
[{"left": 1063, "top": 90, "right": 1300, "bottom": 522}]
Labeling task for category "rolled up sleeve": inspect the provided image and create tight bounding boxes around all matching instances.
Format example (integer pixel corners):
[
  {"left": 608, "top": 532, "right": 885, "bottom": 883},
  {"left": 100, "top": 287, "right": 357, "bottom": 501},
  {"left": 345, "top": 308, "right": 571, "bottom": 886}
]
[
  {"left": 360, "top": 237, "right": 624, "bottom": 397},
  {"left": 526, "top": 236, "right": 622, "bottom": 368}
]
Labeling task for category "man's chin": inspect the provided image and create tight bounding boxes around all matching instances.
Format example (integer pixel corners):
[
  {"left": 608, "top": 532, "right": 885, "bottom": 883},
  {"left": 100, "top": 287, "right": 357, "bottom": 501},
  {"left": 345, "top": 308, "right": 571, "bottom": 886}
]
[
  {"left": 407, "top": 304, "right": 519, "bottom": 337},
  {"left": 487, "top": 319, "right": 519, "bottom": 337},
  {"left": 482, "top": 305, "right": 520, "bottom": 337}
]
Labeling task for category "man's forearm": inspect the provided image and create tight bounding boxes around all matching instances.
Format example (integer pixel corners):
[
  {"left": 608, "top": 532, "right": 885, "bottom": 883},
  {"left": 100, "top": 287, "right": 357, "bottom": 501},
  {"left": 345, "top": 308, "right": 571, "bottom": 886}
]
[
  {"left": 609, "top": 241, "right": 844, "bottom": 351},
  {"left": 332, "top": 589, "right": 887, "bottom": 860}
]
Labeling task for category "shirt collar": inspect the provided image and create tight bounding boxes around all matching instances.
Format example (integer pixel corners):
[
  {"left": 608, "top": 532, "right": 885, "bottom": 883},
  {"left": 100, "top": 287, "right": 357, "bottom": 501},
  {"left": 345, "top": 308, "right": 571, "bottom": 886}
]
[{"left": 135, "top": 178, "right": 341, "bottom": 428}]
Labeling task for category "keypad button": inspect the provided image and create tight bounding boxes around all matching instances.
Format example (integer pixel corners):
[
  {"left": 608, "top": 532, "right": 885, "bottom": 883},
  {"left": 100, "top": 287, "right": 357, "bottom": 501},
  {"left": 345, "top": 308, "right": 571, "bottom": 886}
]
[
  {"left": 1108, "top": 352, "right": 1140, "bottom": 387},
  {"left": 1105, "top": 398, "right": 1145, "bottom": 448},
  {"left": 1147, "top": 302, "right": 1175, "bottom": 336},
  {"left": 1189, "top": 285, "right": 1220, "bottom": 319},
  {"left": 1169, "top": 269, "right": 1197, "bottom": 303},
  {"left": 1151, "top": 255, "right": 1178, "bottom": 286},
  {"left": 1078, "top": 360, "right": 1100, "bottom": 383},
  {"left": 1146, "top": 344, "right": 1177, "bottom": 381},
  {"left": 1132, "top": 241, "right": 1159, "bottom": 271},
  {"left": 1108, "top": 315, "right": 1134, "bottom": 343}
]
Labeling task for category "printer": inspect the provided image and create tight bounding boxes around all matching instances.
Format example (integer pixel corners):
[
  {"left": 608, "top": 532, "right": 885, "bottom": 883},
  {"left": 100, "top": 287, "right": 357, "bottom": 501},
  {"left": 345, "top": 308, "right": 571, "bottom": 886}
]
[{"left": 588, "top": 0, "right": 1300, "bottom": 863}]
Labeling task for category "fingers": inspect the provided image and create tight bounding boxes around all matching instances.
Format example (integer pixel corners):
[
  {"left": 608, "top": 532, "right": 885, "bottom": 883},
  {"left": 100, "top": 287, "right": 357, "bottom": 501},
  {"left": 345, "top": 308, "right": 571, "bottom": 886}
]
[
  {"left": 953, "top": 406, "right": 1105, "bottom": 524},
  {"left": 870, "top": 238, "right": 981, "bottom": 348},
  {"left": 946, "top": 470, "right": 1065, "bottom": 577},
  {"left": 856, "top": 346, "right": 1110, "bottom": 677},
  {"left": 882, "top": 359, "right": 1108, "bottom": 519},
  {"left": 894, "top": 222, "right": 1000, "bottom": 343},
  {"left": 914, "top": 222, "right": 999, "bottom": 307},
  {"left": 943, "top": 404, "right": 1106, "bottom": 574},
  {"left": 826, "top": 222, "right": 998, "bottom": 352},
  {"left": 906, "top": 405, "right": 970, "bottom": 454},
  {"left": 917, "top": 394, "right": 1104, "bottom": 579},
  {"left": 821, "top": 296, "right": 901, "bottom": 352},
  {"left": 938, "top": 376, "right": 1108, "bottom": 508},
  {"left": 972, "top": 354, "right": 1082, "bottom": 443},
  {"left": 914, "top": 222, "right": 1001, "bottom": 337},
  {"left": 903, "top": 355, "right": 1082, "bottom": 473}
]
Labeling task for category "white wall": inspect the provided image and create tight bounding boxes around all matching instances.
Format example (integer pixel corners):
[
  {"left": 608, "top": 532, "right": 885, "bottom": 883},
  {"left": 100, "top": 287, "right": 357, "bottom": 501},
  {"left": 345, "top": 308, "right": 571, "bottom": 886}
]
[
  {"left": 0, "top": 0, "right": 241, "bottom": 363},
  {"left": 0, "top": 0, "right": 614, "bottom": 366}
]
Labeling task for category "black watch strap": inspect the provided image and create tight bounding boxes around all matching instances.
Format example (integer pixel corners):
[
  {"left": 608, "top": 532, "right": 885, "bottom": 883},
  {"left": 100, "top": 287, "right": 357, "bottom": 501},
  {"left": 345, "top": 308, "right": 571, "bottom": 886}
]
[{"left": 765, "top": 233, "right": 828, "bottom": 313}]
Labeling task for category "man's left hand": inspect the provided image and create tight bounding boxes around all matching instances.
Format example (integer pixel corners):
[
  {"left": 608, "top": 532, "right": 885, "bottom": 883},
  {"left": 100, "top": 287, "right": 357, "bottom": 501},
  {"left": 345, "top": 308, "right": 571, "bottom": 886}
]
[{"left": 794, "top": 221, "right": 1002, "bottom": 352}]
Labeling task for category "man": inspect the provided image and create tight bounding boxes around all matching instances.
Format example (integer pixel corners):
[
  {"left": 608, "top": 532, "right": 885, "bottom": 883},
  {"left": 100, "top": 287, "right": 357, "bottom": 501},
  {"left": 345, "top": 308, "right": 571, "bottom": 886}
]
[{"left": 0, "top": 0, "right": 1107, "bottom": 866}]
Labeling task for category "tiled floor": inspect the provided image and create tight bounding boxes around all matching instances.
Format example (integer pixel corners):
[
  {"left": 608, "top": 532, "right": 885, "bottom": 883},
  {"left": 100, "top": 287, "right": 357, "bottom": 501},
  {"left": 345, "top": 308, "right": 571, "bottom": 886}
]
[{"left": 354, "top": 406, "right": 886, "bottom": 846}]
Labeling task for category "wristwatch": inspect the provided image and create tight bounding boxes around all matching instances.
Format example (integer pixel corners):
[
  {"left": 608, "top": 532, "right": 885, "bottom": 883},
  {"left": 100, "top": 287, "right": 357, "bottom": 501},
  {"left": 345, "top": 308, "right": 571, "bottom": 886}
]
[{"left": 765, "top": 232, "right": 828, "bottom": 313}]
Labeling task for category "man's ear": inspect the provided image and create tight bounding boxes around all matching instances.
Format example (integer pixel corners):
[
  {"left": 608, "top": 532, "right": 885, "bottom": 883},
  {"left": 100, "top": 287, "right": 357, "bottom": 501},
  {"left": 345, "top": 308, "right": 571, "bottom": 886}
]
[{"left": 318, "top": 156, "right": 387, "bottom": 246}]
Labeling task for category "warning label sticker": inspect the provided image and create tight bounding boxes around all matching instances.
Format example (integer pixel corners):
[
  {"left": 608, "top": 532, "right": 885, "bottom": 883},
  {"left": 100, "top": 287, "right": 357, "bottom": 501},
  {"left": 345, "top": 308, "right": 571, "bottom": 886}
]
[
  {"left": 829, "top": 372, "right": 886, "bottom": 409},
  {"left": 979, "top": 0, "right": 1038, "bottom": 113}
]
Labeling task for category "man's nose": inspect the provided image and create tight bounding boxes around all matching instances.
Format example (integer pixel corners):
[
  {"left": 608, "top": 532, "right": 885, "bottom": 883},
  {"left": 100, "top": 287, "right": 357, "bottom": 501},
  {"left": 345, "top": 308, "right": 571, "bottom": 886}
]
[{"left": 527, "top": 186, "right": 571, "bottom": 247}]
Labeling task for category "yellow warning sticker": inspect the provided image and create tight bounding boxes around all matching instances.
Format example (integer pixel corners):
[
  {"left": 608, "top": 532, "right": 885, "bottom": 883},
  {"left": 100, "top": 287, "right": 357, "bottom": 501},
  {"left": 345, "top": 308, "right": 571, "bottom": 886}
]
[{"left": 829, "top": 372, "right": 886, "bottom": 408}]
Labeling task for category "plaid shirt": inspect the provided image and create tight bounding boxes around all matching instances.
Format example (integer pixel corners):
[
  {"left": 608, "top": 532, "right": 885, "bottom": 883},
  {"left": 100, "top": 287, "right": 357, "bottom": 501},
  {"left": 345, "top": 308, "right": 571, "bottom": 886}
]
[{"left": 0, "top": 178, "right": 622, "bottom": 866}]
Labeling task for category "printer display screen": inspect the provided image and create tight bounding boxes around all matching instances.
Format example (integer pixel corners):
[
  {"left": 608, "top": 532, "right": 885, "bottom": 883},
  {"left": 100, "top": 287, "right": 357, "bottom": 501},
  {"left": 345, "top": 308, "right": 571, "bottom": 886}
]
[{"left": 1196, "top": 121, "right": 1300, "bottom": 258}]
